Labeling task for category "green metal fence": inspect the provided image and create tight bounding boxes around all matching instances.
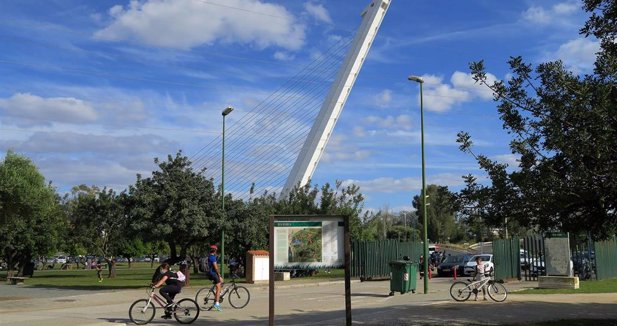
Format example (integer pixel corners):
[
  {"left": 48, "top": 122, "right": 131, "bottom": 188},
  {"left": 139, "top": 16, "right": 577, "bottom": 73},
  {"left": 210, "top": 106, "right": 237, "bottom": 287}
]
[
  {"left": 595, "top": 236, "right": 617, "bottom": 280},
  {"left": 351, "top": 240, "right": 422, "bottom": 280},
  {"left": 492, "top": 238, "right": 520, "bottom": 280}
]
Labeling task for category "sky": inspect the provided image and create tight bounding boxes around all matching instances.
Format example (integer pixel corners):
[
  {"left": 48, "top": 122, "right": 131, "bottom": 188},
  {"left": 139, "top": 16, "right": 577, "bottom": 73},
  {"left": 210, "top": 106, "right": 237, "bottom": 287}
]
[{"left": 0, "top": 0, "right": 599, "bottom": 212}]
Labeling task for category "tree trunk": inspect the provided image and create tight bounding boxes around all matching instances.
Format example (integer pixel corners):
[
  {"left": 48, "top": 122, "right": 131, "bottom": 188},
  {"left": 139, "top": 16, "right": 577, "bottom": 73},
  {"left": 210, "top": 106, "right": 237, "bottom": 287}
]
[
  {"left": 17, "top": 254, "right": 32, "bottom": 277},
  {"left": 105, "top": 258, "right": 117, "bottom": 278},
  {"left": 128, "top": 257, "right": 132, "bottom": 269},
  {"left": 191, "top": 256, "right": 200, "bottom": 274}
]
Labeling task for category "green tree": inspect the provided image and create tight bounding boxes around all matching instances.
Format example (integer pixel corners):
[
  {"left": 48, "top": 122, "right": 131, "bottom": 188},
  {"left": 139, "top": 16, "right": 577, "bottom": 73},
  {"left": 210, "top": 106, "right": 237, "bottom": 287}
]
[
  {"left": 457, "top": 0, "right": 617, "bottom": 239},
  {"left": 412, "top": 184, "right": 458, "bottom": 243},
  {"left": 278, "top": 181, "right": 367, "bottom": 239},
  {"left": 128, "top": 152, "right": 219, "bottom": 264},
  {"left": 0, "top": 152, "right": 65, "bottom": 275}
]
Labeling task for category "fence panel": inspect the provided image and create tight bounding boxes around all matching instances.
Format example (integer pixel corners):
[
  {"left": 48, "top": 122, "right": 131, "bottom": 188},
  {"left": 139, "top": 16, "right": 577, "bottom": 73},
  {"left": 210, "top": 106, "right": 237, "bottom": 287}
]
[
  {"left": 522, "top": 235, "right": 545, "bottom": 281},
  {"left": 351, "top": 240, "right": 422, "bottom": 280},
  {"left": 595, "top": 236, "right": 617, "bottom": 280},
  {"left": 492, "top": 238, "right": 520, "bottom": 280}
]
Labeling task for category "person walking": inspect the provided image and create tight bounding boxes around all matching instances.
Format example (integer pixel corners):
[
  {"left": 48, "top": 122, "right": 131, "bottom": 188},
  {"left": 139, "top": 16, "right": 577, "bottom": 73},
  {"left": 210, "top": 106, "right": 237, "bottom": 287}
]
[
  {"left": 95, "top": 262, "right": 103, "bottom": 283},
  {"left": 207, "top": 245, "right": 224, "bottom": 311}
]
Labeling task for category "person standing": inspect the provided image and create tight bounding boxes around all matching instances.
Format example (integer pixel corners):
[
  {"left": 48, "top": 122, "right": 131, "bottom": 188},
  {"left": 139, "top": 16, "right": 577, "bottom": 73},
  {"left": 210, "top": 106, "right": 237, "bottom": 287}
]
[
  {"left": 208, "top": 245, "right": 224, "bottom": 311},
  {"left": 95, "top": 262, "right": 103, "bottom": 283},
  {"left": 473, "top": 256, "right": 487, "bottom": 301}
]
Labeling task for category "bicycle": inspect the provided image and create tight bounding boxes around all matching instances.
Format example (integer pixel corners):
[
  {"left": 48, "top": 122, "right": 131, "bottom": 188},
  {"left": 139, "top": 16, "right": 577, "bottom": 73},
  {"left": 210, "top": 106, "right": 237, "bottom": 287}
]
[
  {"left": 449, "top": 269, "right": 508, "bottom": 302},
  {"left": 129, "top": 286, "right": 200, "bottom": 325},
  {"left": 195, "top": 274, "right": 251, "bottom": 311}
]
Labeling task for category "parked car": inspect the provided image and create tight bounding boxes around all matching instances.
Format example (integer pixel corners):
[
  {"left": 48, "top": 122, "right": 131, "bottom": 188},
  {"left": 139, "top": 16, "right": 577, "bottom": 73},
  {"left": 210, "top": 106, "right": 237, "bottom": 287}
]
[
  {"left": 436, "top": 254, "right": 472, "bottom": 277},
  {"left": 463, "top": 254, "right": 494, "bottom": 276},
  {"left": 55, "top": 255, "right": 67, "bottom": 264}
]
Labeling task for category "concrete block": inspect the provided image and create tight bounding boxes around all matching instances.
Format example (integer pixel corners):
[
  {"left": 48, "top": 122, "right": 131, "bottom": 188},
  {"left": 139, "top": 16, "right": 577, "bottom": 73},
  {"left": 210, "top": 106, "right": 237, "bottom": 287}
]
[
  {"left": 538, "top": 276, "right": 579, "bottom": 289},
  {"left": 274, "top": 272, "right": 290, "bottom": 281}
]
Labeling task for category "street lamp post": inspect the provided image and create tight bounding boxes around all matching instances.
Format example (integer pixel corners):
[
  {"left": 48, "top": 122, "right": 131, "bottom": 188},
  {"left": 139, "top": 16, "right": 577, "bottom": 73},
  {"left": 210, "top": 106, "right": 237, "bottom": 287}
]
[
  {"left": 408, "top": 75, "right": 429, "bottom": 294},
  {"left": 221, "top": 106, "right": 233, "bottom": 278}
]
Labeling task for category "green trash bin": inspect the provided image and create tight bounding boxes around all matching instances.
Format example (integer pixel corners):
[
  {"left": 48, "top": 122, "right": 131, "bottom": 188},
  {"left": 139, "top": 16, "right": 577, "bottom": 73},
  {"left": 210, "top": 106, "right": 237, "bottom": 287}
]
[{"left": 388, "top": 260, "right": 417, "bottom": 295}]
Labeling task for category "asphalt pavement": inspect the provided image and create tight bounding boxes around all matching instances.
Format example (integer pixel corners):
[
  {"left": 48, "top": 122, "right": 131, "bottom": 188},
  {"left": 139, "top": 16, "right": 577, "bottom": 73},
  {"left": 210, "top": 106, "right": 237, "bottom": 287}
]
[{"left": 1, "top": 277, "right": 616, "bottom": 326}]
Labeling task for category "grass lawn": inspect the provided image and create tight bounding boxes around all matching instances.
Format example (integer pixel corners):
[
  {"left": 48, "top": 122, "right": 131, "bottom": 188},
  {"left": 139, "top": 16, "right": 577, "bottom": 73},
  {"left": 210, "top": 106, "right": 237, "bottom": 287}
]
[
  {"left": 0, "top": 263, "right": 346, "bottom": 289},
  {"left": 517, "top": 278, "right": 617, "bottom": 294}
]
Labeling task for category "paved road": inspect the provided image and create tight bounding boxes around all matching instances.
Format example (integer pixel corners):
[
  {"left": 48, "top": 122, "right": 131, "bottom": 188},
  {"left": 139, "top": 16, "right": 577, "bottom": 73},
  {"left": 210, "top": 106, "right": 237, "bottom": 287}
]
[{"left": 1, "top": 278, "right": 616, "bottom": 326}]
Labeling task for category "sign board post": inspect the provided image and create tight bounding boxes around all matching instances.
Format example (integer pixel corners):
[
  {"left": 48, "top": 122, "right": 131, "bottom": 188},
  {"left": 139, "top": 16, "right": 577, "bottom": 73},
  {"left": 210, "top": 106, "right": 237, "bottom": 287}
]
[{"left": 268, "top": 215, "right": 351, "bottom": 326}]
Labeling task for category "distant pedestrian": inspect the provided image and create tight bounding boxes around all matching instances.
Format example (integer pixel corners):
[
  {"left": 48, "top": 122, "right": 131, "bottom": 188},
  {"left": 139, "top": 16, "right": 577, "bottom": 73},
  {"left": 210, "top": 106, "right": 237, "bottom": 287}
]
[{"left": 96, "top": 262, "right": 103, "bottom": 282}]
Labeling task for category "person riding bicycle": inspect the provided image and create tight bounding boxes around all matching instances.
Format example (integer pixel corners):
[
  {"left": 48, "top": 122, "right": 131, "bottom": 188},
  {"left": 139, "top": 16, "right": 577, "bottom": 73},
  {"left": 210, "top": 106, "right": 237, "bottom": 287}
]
[
  {"left": 152, "top": 263, "right": 186, "bottom": 319},
  {"left": 473, "top": 256, "right": 487, "bottom": 301},
  {"left": 208, "top": 245, "right": 224, "bottom": 311}
]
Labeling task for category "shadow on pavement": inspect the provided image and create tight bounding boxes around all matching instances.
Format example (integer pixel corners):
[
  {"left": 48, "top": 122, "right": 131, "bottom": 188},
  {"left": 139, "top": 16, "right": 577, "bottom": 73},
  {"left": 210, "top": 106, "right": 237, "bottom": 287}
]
[{"left": 101, "top": 300, "right": 617, "bottom": 326}]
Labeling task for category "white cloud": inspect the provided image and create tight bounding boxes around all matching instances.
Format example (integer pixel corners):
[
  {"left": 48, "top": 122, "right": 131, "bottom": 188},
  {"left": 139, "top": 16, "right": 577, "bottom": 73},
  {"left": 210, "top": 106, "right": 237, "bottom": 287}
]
[
  {"left": 321, "top": 134, "right": 370, "bottom": 163},
  {"left": 548, "top": 38, "right": 600, "bottom": 74},
  {"left": 38, "top": 156, "right": 147, "bottom": 190},
  {"left": 522, "top": 6, "right": 551, "bottom": 24},
  {"left": 0, "top": 93, "right": 98, "bottom": 126},
  {"left": 552, "top": 2, "right": 579, "bottom": 15},
  {"left": 304, "top": 2, "right": 332, "bottom": 24},
  {"left": 522, "top": 1, "right": 579, "bottom": 25},
  {"left": 95, "top": 0, "right": 306, "bottom": 51},
  {"left": 418, "top": 72, "right": 497, "bottom": 112},
  {"left": 363, "top": 114, "right": 411, "bottom": 130},
  {"left": 343, "top": 173, "right": 465, "bottom": 193},
  {"left": 450, "top": 71, "right": 496, "bottom": 100},
  {"left": 14, "top": 131, "right": 178, "bottom": 154},
  {"left": 274, "top": 51, "right": 295, "bottom": 61},
  {"left": 374, "top": 89, "right": 393, "bottom": 108},
  {"left": 353, "top": 126, "right": 366, "bottom": 137},
  {"left": 493, "top": 153, "right": 520, "bottom": 167}
]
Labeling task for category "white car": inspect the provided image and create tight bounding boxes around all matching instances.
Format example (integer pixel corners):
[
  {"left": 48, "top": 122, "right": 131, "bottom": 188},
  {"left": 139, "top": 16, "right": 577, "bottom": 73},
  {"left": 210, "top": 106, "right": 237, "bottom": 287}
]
[
  {"left": 55, "top": 256, "right": 67, "bottom": 264},
  {"left": 463, "top": 254, "right": 494, "bottom": 276}
]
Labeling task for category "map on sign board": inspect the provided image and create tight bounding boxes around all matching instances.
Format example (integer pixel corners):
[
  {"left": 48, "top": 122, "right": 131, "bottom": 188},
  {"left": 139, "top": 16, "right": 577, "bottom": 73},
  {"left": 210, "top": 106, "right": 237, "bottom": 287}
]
[{"left": 273, "top": 217, "right": 344, "bottom": 269}]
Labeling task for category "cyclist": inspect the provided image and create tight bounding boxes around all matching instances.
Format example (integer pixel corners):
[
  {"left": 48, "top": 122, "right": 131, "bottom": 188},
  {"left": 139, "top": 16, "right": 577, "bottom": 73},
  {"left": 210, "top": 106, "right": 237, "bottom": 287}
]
[
  {"left": 152, "top": 263, "right": 186, "bottom": 319},
  {"left": 473, "top": 256, "right": 487, "bottom": 301},
  {"left": 208, "top": 245, "right": 224, "bottom": 311}
]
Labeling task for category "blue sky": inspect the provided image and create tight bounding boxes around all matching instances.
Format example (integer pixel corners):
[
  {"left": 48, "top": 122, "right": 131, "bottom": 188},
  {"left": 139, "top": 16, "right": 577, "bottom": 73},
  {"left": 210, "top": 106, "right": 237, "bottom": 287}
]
[{"left": 0, "top": 0, "right": 598, "bottom": 212}]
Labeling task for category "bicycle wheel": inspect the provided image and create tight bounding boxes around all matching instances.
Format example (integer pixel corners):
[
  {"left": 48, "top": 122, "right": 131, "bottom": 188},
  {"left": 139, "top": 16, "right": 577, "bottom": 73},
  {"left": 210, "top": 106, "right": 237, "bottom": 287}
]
[
  {"left": 195, "top": 288, "right": 215, "bottom": 311},
  {"left": 487, "top": 282, "right": 508, "bottom": 302},
  {"left": 449, "top": 281, "right": 472, "bottom": 302},
  {"left": 228, "top": 286, "right": 251, "bottom": 309},
  {"left": 129, "top": 299, "right": 155, "bottom": 325},
  {"left": 173, "top": 298, "right": 200, "bottom": 324}
]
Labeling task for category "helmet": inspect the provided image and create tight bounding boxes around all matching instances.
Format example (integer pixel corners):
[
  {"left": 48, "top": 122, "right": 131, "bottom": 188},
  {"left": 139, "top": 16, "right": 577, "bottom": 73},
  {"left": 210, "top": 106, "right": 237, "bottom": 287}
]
[{"left": 210, "top": 245, "right": 218, "bottom": 251}]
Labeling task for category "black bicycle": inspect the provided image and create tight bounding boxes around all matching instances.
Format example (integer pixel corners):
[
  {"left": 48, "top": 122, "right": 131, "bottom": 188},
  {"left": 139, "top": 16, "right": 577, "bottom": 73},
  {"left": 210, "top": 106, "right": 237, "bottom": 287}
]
[{"left": 195, "top": 275, "right": 251, "bottom": 310}]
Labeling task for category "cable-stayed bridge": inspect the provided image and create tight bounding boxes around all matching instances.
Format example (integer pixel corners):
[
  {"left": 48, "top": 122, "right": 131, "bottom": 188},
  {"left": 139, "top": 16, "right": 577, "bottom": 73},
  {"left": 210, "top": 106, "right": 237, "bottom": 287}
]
[{"left": 190, "top": 0, "right": 391, "bottom": 200}]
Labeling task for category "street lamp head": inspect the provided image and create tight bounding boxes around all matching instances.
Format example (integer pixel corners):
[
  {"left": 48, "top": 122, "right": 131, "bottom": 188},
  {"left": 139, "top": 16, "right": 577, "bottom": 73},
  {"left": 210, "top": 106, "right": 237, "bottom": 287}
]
[
  {"left": 222, "top": 106, "right": 234, "bottom": 116},
  {"left": 408, "top": 75, "right": 424, "bottom": 83}
]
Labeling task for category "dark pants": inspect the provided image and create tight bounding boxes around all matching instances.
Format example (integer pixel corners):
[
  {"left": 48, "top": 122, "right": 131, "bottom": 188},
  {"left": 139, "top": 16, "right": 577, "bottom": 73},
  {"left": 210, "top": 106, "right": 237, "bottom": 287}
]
[{"left": 160, "top": 284, "right": 181, "bottom": 305}]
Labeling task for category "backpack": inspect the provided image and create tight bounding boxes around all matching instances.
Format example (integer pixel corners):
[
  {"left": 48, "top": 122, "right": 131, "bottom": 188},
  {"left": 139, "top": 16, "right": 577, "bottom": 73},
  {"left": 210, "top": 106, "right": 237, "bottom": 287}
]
[
  {"left": 175, "top": 271, "right": 186, "bottom": 286},
  {"left": 200, "top": 257, "right": 210, "bottom": 273}
]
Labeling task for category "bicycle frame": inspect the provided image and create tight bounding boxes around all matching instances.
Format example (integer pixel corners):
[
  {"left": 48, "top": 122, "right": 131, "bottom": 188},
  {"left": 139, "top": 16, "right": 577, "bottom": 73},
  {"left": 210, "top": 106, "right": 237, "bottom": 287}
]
[
  {"left": 467, "top": 277, "right": 491, "bottom": 291},
  {"left": 144, "top": 287, "right": 169, "bottom": 312},
  {"left": 208, "top": 280, "right": 237, "bottom": 299}
]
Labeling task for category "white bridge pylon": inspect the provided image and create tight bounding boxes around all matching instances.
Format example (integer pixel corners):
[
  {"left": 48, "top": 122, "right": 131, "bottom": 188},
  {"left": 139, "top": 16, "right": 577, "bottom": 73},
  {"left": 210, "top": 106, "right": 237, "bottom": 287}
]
[{"left": 281, "top": 0, "right": 392, "bottom": 197}]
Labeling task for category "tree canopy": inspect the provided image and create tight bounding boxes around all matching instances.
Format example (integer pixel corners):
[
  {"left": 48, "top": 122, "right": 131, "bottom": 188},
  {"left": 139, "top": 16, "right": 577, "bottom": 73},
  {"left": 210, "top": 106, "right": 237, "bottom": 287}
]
[
  {"left": 456, "top": 0, "right": 617, "bottom": 239},
  {"left": 0, "top": 151, "right": 65, "bottom": 275}
]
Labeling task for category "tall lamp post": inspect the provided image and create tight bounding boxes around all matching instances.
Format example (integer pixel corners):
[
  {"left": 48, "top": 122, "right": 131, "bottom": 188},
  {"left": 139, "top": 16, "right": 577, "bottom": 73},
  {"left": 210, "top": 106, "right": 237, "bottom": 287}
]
[
  {"left": 408, "top": 75, "right": 428, "bottom": 294},
  {"left": 221, "top": 106, "right": 234, "bottom": 278}
]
